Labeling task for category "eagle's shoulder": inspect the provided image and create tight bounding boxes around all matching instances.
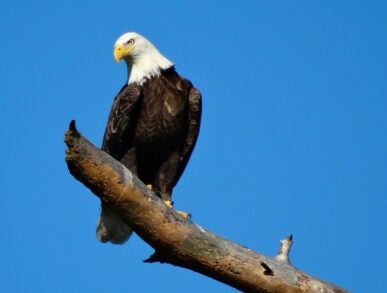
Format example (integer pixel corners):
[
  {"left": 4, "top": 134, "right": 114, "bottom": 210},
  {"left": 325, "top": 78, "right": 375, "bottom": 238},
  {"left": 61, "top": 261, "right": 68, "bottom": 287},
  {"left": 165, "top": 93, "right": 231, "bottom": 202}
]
[
  {"left": 101, "top": 83, "right": 142, "bottom": 155},
  {"left": 117, "top": 83, "right": 142, "bottom": 100},
  {"left": 160, "top": 67, "right": 193, "bottom": 96}
]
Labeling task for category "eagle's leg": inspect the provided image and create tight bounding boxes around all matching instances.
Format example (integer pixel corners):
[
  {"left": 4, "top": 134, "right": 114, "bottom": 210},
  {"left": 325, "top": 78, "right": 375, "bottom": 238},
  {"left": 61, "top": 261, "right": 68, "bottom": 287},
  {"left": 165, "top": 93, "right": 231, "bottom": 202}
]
[
  {"left": 153, "top": 151, "right": 191, "bottom": 219},
  {"left": 160, "top": 192, "right": 190, "bottom": 219},
  {"left": 163, "top": 198, "right": 173, "bottom": 209},
  {"left": 158, "top": 190, "right": 173, "bottom": 210},
  {"left": 161, "top": 196, "right": 190, "bottom": 219}
]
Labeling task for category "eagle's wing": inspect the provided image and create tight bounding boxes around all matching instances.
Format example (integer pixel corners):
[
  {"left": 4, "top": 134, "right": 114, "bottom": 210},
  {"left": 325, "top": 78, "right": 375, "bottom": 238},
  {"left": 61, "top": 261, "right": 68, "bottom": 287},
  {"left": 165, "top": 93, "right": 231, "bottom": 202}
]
[
  {"left": 98, "top": 83, "right": 141, "bottom": 245},
  {"left": 101, "top": 84, "right": 142, "bottom": 159},
  {"left": 175, "top": 87, "right": 202, "bottom": 183}
]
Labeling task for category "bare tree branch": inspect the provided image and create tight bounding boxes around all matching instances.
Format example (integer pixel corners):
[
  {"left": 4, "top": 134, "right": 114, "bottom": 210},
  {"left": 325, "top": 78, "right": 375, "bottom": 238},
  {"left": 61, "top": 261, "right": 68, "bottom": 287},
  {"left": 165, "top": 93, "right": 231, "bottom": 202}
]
[{"left": 64, "top": 121, "right": 350, "bottom": 293}]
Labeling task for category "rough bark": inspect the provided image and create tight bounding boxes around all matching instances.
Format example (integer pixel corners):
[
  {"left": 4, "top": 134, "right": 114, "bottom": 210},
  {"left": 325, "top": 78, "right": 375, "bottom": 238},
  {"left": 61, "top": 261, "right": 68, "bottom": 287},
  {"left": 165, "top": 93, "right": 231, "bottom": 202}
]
[{"left": 64, "top": 121, "right": 350, "bottom": 293}]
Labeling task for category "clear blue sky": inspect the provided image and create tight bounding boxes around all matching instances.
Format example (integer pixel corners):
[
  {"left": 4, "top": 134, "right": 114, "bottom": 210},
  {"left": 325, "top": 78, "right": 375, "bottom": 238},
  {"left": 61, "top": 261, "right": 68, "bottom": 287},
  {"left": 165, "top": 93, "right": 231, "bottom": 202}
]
[{"left": 1, "top": 1, "right": 386, "bottom": 292}]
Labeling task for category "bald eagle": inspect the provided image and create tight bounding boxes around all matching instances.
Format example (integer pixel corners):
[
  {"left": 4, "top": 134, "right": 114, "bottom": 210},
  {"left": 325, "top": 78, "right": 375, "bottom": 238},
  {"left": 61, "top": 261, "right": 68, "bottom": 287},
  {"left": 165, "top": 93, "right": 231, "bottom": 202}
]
[{"left": 96, "top": 32, "right": 202, "bottom": 244}]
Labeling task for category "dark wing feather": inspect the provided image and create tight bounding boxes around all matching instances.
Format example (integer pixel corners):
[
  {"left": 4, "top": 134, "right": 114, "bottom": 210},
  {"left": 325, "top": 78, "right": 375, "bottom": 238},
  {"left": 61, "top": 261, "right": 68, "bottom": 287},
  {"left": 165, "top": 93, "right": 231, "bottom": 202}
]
[
  {"left": 174, "top": 87, "right": 202, "bottom": 183},
  {"left": 102, "top": 84, "right": 142, "bottom": 159}
]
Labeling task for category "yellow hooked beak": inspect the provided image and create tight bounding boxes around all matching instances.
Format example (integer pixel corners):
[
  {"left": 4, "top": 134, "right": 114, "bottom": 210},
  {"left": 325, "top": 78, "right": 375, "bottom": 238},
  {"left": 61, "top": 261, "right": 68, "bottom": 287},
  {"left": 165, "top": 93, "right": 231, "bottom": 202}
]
[{"left": 113, "top": 44, "right": 133, "bottom": 63}]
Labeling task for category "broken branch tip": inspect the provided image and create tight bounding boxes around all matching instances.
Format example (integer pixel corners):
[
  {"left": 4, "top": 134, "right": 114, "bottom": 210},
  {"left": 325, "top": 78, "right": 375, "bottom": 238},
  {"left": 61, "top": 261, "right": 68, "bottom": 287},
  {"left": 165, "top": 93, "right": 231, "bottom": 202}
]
[{"left": 69, "top": 120, "right": 77, "bottom": 131}]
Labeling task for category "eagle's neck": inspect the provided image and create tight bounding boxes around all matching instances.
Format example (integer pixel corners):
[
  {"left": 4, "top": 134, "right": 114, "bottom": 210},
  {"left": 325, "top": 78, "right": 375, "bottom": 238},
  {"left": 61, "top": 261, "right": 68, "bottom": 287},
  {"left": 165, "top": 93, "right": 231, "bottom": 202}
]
[{"left": 126, "top": 49, "right": 173, "bottom": 85}]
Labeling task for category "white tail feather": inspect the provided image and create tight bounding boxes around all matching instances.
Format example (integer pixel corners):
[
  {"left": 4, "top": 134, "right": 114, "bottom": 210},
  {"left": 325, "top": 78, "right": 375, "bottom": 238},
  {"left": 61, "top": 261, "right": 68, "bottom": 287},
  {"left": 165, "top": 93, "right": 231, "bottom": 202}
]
[{"left": 96, "top": 204, "right": 132, "bottom": 244}]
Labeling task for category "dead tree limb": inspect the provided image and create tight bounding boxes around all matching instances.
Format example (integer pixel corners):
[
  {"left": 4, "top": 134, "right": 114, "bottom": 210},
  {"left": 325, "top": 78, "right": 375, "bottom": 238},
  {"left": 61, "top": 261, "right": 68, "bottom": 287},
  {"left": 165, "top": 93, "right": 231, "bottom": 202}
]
[{"left": 64, "top": 121, "right": 349, "bottom": 293}]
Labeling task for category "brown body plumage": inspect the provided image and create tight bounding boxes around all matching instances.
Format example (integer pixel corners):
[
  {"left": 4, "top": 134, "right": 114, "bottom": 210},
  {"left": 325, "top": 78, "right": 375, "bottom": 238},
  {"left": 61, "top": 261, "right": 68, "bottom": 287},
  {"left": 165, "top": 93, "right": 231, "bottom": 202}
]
[{"left": 102, "top": 67, "right": 201, "bottom": 201}]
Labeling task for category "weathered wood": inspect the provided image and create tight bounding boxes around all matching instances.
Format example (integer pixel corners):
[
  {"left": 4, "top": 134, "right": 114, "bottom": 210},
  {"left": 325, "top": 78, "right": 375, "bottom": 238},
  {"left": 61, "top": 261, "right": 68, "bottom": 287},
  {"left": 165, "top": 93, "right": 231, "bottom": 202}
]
[{"left": 64, "top": 121, "right": 350, "bottom": 293}]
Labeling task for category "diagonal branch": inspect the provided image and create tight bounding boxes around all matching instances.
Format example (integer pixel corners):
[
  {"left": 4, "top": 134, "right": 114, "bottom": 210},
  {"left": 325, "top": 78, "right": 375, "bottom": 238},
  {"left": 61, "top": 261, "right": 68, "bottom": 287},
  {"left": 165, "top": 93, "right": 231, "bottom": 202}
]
[{"left": 64, "top": 121, "right": 349, "bottom": 293}]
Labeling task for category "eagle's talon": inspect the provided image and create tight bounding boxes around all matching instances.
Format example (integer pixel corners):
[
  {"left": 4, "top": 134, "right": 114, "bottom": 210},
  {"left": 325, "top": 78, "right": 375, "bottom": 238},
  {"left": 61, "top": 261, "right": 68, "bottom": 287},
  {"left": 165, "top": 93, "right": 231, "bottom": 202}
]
[
  {"left": 146, "top": 184, "right": 153, "bottom": 191},
  {"left": 176, "top": 210, "right": 191, "bottom": 219},
  {"left": 163, "top": 199, "right": 173, "bottom": 209},
  {"left": 176, "top": 211, "right": 191, "bottom": 220}
]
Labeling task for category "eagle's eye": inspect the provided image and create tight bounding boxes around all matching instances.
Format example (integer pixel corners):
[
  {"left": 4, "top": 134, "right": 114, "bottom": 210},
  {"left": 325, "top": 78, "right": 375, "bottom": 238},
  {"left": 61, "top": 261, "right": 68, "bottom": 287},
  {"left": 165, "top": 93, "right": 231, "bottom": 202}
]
[{"left": 126, "top": 39, "right": 135, "bottom": 45}]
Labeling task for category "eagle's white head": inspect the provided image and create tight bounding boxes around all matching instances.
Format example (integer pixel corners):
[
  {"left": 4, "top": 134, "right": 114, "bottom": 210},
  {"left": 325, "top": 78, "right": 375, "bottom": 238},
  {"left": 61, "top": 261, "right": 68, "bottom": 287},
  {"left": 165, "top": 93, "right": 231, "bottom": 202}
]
[{"left": 114, "top": 32, "right": 173, "bottom": 85}]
